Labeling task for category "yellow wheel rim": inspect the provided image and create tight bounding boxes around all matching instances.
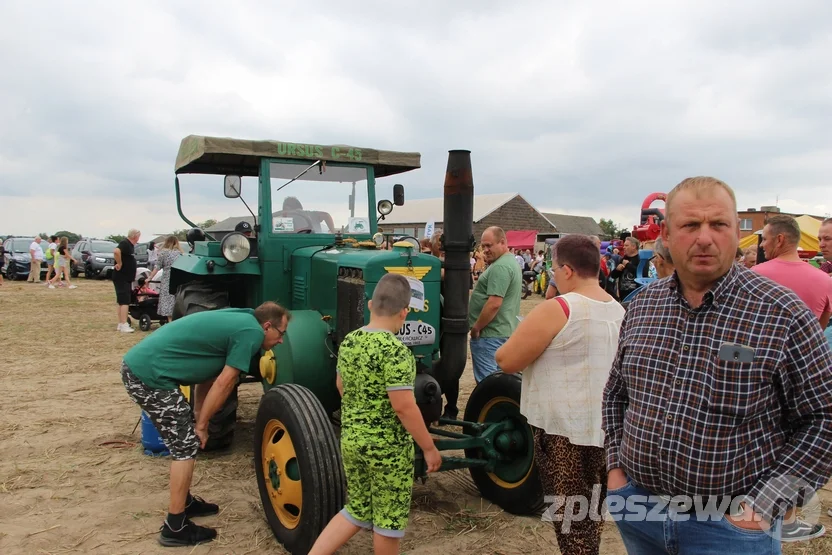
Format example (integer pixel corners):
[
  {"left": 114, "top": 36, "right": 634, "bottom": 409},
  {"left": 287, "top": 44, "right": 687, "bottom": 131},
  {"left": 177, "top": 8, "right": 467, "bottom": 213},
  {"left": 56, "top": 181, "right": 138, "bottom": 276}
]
[
  {"left": 478, "top": 396, "right": 534, "bottom": 489},
  {"left": 260, "top": 350, "right": 276, "bottom": 384},
  {"left": 262, "top": 419, "right": 303, "bottom": 529}
]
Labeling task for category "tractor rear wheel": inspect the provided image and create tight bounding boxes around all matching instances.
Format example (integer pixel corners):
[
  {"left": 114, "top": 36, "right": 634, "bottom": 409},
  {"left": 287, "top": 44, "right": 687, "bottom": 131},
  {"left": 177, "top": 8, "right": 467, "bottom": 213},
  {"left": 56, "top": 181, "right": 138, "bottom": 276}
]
[
  {"left": 463, "top": 372, "right": 544, "bottom": 515},
  {"left": 172, "top": 281, "right": 235, "bottom": 452},
  {"left": 255, "top": 384, "right": 346, "bottom": 555},
  {"left": 171, "top": 281, "right": 229, "bottom": 320}
]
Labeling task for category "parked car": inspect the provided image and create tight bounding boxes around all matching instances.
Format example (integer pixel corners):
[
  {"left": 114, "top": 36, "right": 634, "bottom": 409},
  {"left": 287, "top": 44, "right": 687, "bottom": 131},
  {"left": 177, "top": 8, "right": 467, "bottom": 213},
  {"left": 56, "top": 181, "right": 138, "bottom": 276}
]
[
  {"left": 1, "top": 237, "right": 50, "bottom": 280},
  {"left": 70, "top": 239, "right": 118, "bottom": 279},
  {"left": 134, "top": 242, "right": 149, "bottom": 267}
]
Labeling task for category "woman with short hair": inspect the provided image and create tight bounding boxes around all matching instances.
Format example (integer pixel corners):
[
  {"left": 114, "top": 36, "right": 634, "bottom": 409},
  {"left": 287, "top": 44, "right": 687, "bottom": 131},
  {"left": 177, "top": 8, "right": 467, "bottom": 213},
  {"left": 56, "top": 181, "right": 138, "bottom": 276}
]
[{"left": 496, "top": 234, "right": 625, "bottom": 555}]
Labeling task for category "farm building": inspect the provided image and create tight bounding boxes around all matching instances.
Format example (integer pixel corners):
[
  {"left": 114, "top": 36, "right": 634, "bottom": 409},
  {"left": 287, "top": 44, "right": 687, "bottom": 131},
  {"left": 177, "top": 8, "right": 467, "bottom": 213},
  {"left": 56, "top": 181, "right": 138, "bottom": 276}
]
[
  {"left": 379, "top": 193, "right": 557, "bottom": 240},
  {"left": 540, "top": 213, "right": 603, "bottom": 237}
]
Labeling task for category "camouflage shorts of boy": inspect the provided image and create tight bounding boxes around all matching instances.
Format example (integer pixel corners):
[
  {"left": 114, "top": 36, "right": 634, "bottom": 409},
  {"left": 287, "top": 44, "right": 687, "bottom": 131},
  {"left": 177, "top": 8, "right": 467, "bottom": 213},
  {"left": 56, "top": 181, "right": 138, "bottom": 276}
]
[
  {"left": 120, "top": 361, "right": 199, "bottom": 461},
  {"left": 340, "top": 439, "right": 415, "bottom": 538}
]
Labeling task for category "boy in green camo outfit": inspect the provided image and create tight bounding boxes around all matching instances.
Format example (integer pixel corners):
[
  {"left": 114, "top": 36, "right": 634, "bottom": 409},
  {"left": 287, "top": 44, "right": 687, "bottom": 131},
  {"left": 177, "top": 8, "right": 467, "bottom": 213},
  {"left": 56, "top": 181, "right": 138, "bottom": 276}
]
[{"left": 310, "top": 273, "right": 442, "bottom": 555}]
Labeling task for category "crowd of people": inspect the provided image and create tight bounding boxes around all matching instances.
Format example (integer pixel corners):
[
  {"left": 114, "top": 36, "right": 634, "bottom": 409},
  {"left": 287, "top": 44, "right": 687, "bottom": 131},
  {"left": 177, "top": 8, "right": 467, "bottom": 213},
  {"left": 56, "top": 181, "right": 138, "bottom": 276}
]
[
  {"left": 102, "top": 230, "right": 186, "bottom": 333},
  {"left": 107, "top": 183, "right": 832, "bottom": 553},
  {"left": 492, "top": 180, "right": 831, "bottom": 554},
  {"left": 0, "top": 234, "right": 81, "bottom": 289},
  {"left": 350, "top": 180, "right": 831, "bottom": 554}
]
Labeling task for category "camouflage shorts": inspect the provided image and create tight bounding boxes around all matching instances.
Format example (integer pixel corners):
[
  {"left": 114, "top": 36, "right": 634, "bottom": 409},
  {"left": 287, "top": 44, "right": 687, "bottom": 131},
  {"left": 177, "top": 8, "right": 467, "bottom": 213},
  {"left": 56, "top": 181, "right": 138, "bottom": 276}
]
[
  {"left": 120, "top": 361, "right": 199, "bottom": 461},
  {"left": 340, "top": 439, "right": 414, "bottom": 537}
]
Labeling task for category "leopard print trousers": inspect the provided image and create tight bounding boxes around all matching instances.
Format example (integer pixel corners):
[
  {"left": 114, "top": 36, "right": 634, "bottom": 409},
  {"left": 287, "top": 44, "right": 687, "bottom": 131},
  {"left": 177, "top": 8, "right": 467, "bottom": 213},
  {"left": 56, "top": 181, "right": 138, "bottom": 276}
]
[{"left": 534, "top": 428, "right": 607, "bottom": 555}]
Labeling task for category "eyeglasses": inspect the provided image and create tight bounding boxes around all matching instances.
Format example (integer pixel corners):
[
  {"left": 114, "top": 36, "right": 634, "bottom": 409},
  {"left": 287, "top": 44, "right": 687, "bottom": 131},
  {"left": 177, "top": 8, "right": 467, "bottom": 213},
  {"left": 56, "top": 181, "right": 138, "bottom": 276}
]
[{"left": 268, "top": 324, "right": 287, "bottom": 338}]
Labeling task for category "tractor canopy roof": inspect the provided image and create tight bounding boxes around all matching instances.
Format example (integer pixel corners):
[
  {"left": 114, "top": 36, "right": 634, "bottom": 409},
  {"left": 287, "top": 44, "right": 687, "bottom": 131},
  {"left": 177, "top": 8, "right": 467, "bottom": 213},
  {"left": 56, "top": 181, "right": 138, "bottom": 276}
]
[{"left": 175, "top": 135, "right": 421, "bottom": 178}]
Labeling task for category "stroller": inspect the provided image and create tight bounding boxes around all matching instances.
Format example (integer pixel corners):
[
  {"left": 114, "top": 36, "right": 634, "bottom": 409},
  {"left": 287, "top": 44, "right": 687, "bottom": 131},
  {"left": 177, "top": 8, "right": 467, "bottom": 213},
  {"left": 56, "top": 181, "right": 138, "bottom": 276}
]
[{"left": 127, "top": 271, "right": 165, "bottom": 332}]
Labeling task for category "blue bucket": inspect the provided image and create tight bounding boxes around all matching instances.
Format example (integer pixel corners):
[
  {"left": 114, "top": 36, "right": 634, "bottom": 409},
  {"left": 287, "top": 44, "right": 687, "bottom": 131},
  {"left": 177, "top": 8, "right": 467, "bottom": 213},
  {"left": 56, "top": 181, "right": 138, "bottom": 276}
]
[{"left": 141, "top": 411, "right": 170, "bottom": 457}]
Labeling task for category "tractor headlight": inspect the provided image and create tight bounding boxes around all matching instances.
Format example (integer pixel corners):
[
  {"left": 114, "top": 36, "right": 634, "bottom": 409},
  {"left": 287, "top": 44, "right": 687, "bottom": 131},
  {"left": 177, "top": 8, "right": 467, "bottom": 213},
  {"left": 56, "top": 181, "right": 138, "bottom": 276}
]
[
  {"left": 372, "top": 232, "right": 384, "bottom": 247},
  {"left": 220, "top": 232, "right": 250, "bottom": 263},
  {"left": 377, "top": 199, "right": 393, "bottom": 216}
]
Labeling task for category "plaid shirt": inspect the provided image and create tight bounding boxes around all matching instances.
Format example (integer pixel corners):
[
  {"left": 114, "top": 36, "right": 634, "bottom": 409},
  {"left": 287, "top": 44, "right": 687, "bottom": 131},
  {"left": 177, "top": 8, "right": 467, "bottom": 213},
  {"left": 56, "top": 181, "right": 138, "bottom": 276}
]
[
  {"left": 603, "top": 264, "right": 832, "bottom": 521},
  {"left": 820, "top": 260, "right": 832, "bottom": 274}
]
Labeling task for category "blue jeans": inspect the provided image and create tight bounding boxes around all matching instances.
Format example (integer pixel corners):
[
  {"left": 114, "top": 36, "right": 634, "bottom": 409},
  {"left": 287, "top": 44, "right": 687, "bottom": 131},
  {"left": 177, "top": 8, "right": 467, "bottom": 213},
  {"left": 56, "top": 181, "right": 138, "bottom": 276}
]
[
  {"left": 825, "top": 324, "right": 832, "bottom": 349},
  {"left": 606, "top": 478, "right": 782, "bottom": 554},
  {"left": 469, "top": 336, "right": 508, "bottom": 383}
]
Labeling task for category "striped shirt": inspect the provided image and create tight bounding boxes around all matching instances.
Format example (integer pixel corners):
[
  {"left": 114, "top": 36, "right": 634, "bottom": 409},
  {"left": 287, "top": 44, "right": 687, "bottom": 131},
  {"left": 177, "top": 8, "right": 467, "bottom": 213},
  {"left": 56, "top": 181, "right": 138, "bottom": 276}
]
[{"left": 603, "top": 264, "right": 832, "bottom": 521}]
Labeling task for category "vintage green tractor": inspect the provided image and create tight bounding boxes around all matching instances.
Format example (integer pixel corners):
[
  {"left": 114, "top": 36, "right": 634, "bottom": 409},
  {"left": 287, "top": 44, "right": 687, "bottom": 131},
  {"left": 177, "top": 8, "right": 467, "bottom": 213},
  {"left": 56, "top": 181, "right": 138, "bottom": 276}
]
[{"left": 168, "top": 136, "right": 543, "bottom": 554}]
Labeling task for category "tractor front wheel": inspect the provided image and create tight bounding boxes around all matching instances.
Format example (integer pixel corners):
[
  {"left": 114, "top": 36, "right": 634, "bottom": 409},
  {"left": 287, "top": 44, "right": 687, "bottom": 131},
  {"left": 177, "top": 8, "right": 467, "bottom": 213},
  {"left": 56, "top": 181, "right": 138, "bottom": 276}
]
[
  {"left": 255, "top": 384, "right": 346, "bottom": 555},
  {"left": 463, "top": 372, "right": 544, "bottom": 515}
]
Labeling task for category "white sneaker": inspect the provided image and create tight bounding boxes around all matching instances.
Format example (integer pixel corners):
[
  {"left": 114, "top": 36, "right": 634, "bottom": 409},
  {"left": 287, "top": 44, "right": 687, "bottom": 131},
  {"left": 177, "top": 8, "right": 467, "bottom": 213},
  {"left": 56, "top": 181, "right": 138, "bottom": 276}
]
[
  {"left": 68, "top": 285, "right": 77, "bottom": 289},
  {"left": 118, "top": 323, "right": 135, "bottom": 333},
  {"left": 48, "top": 284, "right": 55, "bottom": 289}
]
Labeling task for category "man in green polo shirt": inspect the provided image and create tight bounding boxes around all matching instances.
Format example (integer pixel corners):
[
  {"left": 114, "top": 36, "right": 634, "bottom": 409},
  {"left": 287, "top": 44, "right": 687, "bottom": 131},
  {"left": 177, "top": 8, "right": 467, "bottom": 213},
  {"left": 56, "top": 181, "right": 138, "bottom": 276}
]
[
  {"left": 468, "top": 226, "right": 522, "bottom": 383},
  {"left": 120, "top": 301, "right": 291, "bottom": 547}
]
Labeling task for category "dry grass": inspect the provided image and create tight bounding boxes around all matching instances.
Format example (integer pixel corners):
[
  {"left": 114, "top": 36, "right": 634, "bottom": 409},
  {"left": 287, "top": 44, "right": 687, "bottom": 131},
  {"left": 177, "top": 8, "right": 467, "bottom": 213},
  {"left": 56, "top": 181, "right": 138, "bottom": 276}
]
[{"left": 1, "top": 279, "right": 831, "bottom": 554}]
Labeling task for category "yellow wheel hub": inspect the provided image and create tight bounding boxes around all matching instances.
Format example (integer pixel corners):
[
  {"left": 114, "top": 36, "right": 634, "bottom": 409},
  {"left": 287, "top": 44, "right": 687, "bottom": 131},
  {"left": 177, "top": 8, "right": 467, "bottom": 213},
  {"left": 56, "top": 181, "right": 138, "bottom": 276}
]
[
  {"left": 479, "top": 396, "right": 534, "bottom": 489},
  {"left": 260, "top": 350, "right": 276, "bottom": 384},
  {"left": 262, "top": 419, "right": 302, "bottom": 529}
]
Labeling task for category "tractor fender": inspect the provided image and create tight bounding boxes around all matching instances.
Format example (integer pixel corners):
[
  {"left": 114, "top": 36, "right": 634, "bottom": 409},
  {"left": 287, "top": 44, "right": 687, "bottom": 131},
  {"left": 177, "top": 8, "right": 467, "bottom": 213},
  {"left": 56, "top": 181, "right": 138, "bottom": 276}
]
[{"left": 261, "top": 310, "right": 341, "bottom": 418}]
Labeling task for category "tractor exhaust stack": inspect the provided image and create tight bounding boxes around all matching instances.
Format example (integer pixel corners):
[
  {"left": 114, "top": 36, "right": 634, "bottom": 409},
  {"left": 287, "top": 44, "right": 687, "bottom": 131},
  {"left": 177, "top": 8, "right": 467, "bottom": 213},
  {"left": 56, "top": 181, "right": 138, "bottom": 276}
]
[{"left": 433, "top": 150, "right": 475, "bottom": 390}]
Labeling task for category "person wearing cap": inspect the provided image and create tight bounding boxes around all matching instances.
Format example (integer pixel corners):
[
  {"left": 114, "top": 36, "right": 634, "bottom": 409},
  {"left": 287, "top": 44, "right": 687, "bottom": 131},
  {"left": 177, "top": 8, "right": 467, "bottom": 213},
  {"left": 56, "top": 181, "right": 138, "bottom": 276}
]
[{"left": 234, "top": 220, "right": 253, "bottom": 237}]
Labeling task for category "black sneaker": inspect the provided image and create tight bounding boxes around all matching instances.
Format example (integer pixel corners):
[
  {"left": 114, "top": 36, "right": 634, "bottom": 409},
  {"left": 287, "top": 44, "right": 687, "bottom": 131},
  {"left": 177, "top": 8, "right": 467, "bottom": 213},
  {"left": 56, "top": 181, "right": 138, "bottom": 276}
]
[
  {"left": 158, "top": 518, "right": 217, "bottom": 547},
  {"left": 185, "top": 494, "right": 219, "bottom": 518}
]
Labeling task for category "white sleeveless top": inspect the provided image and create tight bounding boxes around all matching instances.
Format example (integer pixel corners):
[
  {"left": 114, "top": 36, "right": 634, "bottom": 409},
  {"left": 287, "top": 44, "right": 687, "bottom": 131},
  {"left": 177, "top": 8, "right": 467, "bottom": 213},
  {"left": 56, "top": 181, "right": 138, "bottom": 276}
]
[{"left": 520, "top": 292, "right": 625, "bottom": 447}]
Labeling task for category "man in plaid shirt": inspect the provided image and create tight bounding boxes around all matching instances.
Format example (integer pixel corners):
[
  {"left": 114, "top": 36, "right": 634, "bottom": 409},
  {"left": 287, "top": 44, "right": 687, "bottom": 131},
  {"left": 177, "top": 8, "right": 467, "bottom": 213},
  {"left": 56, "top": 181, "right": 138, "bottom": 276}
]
[{"left": 602, "top": 177, "right": 832, "bottom": 553}]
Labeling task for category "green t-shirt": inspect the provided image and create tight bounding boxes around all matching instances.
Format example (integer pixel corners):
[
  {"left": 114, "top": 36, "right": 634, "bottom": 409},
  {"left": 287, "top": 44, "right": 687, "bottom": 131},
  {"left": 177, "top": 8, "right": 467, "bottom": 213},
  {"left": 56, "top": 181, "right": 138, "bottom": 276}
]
[
  {"left": 337, "top": 328, "right": 416, "bottom": 448},
  {"left": 123, "top": 308, "right": 264, "bottom": 389},
  {"left": 467, "top": 252, "right": 522, "bottom": 337}
]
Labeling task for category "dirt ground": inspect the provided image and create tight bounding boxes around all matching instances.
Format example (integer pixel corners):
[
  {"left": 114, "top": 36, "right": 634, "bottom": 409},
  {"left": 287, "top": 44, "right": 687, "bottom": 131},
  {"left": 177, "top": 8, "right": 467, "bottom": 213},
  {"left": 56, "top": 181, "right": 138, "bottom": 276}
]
[{"left": 1, "top": 278, "right": 830, "bottom": 555}]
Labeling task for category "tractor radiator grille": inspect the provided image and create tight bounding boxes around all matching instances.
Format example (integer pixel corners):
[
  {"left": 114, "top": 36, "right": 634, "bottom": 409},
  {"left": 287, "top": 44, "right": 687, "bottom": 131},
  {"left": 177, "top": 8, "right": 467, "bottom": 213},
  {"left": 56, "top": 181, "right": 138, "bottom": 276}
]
[{"left": 336, "top": 268, "right": 365, "bottom": 345}]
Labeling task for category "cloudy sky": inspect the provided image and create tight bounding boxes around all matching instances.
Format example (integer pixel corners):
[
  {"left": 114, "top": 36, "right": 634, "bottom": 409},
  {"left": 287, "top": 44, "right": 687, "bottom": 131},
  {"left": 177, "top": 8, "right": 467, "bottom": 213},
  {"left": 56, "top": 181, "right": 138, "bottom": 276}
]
[{"left": 2, "top": 0, "right": 830, "bottom": 238}]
